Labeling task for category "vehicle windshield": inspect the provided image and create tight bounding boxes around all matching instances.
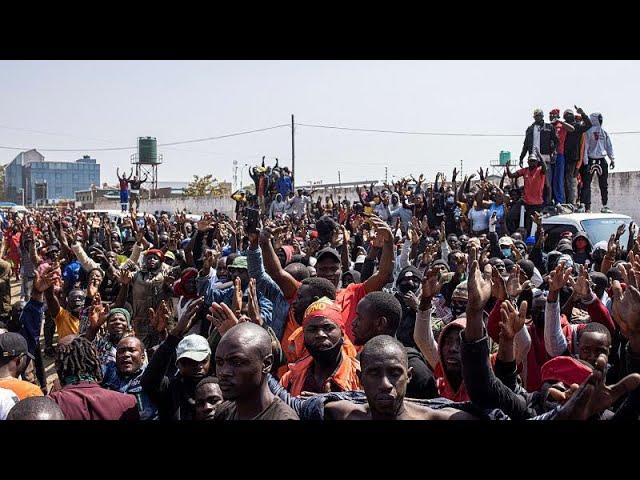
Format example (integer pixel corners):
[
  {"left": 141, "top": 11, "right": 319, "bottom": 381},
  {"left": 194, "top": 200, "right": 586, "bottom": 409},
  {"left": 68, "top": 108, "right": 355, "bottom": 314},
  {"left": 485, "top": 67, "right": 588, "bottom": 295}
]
[{"left": 580, "top": 218, "right": 630, "bottom": 247}]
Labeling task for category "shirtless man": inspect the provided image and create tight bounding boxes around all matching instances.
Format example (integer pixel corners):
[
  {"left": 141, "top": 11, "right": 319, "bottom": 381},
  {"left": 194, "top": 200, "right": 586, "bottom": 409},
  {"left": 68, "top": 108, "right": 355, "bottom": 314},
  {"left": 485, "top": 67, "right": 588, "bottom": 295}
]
[{"left": 323, "top": 335, "right": 477, "bottom": 420}]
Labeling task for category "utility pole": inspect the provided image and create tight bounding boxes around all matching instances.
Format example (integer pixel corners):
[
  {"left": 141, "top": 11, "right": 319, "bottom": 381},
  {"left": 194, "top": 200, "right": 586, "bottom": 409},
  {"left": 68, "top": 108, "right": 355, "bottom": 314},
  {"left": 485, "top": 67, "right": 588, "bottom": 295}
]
[
  {"left": 460, "top": 159, "right": 463, "bottom": 178},
  {"left": 338, "top": 170, "right": 341, "bottom": 186},
  {"left": 291, "top": 114, "right": 295, "bottom": 189},
  {"left": 385, "top": 166, "right": 388, "bottom": 184},
  {"left": 233, "top": 160, "right": 238, "bottom": 191}
]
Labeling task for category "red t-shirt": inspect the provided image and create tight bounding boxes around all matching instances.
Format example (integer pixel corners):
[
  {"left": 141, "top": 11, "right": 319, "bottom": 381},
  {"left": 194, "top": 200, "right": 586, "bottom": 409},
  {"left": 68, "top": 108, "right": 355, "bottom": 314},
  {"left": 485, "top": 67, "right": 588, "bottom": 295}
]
[
  {"left": 553, "top": 121, "right": 567, "bottom": 155},
  {"left": 518, "top": 166, "right": 545, "bottom": 206}
]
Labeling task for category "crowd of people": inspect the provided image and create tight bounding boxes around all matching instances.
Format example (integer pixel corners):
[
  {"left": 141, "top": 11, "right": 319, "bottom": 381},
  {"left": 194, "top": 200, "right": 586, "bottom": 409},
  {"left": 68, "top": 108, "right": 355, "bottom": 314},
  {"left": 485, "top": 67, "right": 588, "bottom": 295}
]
[
  {"left": 0, "top": 145, "right": 639, "bottom": 421},
  {"left": 518, "top": 106, "right": 615, "bottom": 213}
]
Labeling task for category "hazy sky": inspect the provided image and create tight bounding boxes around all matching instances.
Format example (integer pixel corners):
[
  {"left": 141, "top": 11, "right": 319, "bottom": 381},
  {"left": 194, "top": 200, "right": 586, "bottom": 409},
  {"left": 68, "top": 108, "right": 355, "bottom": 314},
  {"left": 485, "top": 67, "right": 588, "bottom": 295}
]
[{"left": 1, "top": 60, "right": 639, "bottom": 187}]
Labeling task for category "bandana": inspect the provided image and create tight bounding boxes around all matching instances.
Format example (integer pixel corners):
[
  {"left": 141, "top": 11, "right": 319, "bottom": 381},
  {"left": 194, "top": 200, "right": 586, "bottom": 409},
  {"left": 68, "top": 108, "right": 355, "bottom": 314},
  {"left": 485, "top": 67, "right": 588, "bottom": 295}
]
[{"left": 303, "top": 297, "right": 344, "bottom": 328}]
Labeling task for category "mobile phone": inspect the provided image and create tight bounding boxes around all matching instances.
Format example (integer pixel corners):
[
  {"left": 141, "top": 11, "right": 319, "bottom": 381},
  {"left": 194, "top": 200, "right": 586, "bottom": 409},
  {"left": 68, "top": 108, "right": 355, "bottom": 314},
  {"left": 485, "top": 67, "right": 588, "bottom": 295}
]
[{"left": 246, "top": 208, "right": 259, "bottom": 234}]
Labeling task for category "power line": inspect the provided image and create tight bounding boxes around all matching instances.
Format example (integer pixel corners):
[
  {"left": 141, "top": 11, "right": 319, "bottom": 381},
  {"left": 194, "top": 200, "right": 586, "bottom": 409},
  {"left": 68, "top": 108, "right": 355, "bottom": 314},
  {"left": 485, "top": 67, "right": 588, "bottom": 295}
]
[
  {"left": 295, "top": 122, "right": 640, "bottom": 137},
  {"left": 0, "top": 124, "right": 290, "bottom": 152}
]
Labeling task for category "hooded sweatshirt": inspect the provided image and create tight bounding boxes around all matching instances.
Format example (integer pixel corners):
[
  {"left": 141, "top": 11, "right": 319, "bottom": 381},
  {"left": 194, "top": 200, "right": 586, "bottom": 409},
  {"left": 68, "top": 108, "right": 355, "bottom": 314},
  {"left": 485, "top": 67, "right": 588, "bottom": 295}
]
[
  {"left": 583, "top": 113, "right": 614, "bottom": 161},
  {"left": 394, "top": 266, "right": 423, "bottom": 349},
  {"left": 433, "top": 318, "right": 469, "bottom": 402},
  {"left": 571, "top": 232, "right": 593, "bottom": 266}
]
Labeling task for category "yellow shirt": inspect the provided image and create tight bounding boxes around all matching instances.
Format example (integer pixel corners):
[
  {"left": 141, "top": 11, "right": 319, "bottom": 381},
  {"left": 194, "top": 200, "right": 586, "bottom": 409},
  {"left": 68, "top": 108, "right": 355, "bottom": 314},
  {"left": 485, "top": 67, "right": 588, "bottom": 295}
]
[{"left": 55, "top": 308, "right": 80, "bottom": 340}]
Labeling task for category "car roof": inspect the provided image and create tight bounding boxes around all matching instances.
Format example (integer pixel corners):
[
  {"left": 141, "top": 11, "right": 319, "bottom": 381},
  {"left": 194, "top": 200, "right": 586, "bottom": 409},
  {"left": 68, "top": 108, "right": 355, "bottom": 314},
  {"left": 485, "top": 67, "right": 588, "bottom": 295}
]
[{"left": 543, "top": 213, "right": 631, "bottom": 224}]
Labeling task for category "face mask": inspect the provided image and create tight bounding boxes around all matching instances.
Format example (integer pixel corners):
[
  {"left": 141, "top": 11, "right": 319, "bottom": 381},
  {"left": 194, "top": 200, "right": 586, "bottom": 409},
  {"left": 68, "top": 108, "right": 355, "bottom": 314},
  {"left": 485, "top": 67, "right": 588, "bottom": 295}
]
[
  {"left": 451, "top": 304, "right": 466, "bottom": 318},
  {"left": 398, "top": 282, "right": 418, "bottom": 295},
  {"left": 501, "top": 248, "right": 512, "bottom": 258},
  {"left": 307, "top": 337, "right": 344, "bottom": 363},
  {"left": 446, "top": 196, "right": 455, "bottom": 204}
]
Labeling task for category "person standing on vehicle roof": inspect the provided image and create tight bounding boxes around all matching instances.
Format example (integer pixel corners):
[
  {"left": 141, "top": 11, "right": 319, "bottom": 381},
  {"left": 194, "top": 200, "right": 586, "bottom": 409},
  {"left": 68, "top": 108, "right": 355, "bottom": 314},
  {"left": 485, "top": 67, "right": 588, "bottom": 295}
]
[
  {"left": 519, "top": 108, "right": 558, "bottom": 207},
  {"left": 580, "top": 113, "right": 615, "bottom": 213},
  {"left": 549, "top": 108, "right": 575, "bottom": 205},
  {"left": 562, "top": 106, "right": 592, "bottom": 206}
]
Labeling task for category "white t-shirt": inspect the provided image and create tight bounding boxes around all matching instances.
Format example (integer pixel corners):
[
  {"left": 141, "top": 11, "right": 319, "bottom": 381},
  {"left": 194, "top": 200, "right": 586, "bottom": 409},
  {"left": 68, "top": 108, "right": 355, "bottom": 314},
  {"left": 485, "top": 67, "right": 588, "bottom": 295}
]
[{"left": 0, "top": 387, "right": 18, "bottom": 420}]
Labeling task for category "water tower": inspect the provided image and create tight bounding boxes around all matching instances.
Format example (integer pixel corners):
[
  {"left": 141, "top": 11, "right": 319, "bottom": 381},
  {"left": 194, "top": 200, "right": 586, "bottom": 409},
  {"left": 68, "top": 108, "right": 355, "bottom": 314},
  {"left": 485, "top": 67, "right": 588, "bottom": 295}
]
[{"left": 130, "top": 137, "right": 163, "bottom": 198}]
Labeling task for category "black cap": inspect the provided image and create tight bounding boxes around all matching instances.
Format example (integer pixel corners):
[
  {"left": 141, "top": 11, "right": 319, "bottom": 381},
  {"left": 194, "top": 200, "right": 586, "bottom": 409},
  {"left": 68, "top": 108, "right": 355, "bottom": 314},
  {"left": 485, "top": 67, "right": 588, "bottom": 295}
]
[
  {"left": 316, "top": 247, "right": 341, "bottom": 263},
  {"left": 0, "top": 333, "right": 34, "bottom": 360}
]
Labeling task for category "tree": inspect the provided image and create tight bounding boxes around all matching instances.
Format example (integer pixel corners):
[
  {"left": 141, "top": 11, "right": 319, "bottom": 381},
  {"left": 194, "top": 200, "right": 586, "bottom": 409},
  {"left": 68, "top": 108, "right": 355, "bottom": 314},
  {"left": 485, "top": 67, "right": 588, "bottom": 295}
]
[{"left": 184, "top": 174, "right": 218, "bottom": 197}]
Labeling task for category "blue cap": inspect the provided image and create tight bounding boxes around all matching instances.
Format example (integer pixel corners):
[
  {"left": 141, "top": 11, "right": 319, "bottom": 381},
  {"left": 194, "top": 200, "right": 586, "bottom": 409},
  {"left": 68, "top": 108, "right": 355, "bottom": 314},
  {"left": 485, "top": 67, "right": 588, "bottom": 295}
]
[{"left": 525, "top": 236, "right": 536, "bottom": 246}]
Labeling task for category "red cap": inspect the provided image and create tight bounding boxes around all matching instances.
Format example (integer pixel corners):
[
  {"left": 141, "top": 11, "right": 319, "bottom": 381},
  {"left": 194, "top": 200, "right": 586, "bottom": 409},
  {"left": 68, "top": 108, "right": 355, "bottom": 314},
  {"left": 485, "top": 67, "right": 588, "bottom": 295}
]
[
  {"left": 540, "top": 356, "right": 592, "bottom": 386},
  {"left": 550, "top": 108, "right": 560, "bottom": 116},
  {"left": 302, "top": 297, "right": 344, "bottom": 328},
  {"left": 144, "top": 248, "right": 165, "bottom": 259}
]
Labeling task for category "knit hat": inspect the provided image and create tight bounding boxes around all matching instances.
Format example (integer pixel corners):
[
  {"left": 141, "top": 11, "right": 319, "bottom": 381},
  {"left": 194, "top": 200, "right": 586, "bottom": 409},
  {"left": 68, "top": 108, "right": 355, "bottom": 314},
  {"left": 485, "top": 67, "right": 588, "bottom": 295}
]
[
  {"left": 540, "top": 356, "right": 592, "bottom": 386},
  {"left": 452, "top": 281, "right": 468, "bottom": 301},
  {"left": 396, "top": 266, "right": 424, "bottom": 287},
  {"left": 533, "top": 108, "right": 544, "bottom": 116},
  {"left": 431, "top": 259, "right": 450, "bottom": 272},
  {"left": 164, "top": 251, "right": 176, "bottom": 261},
  {"left": 550, "top": 108, "right": 560, "bottom": 116},
  {"left": 108, "top": 308, "right": 132, "bottom": 327}
]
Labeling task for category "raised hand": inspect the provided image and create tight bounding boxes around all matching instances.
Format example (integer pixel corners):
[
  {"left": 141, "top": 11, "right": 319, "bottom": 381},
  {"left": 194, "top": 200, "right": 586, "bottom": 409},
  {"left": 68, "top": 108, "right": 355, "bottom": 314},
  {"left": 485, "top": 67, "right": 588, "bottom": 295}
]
[
  {"left": 196, "top": 214, "right": 215, "bottom": 233},
  {"left": 33, "top": 265, "right": 60, "bottom": 293},
  {"left": 231, "top": 277, "right": 243, "bottom": 316},
  {"left": 615, "top": 223, "right": 626, "bottom": 241},
  {"left": 531, "top": 211, "right": 543, "bottom": 227},
  {"left": 118, "top": 269, "right": 134, "bottom": 286},
  {"left": 557, "top": 354, "right": 640, "bottom": 420},
  {"left": 499, "top": 299, "right": 528, "bottom": 341},
  {"left": 246, "top": 278, "right": 263, "bottom": 326},
  {"left": 172, "top": 296, "right": 204, "bottom": 338},
  {"left": 490, "top": 266, "right": 507, "bottom": 302},
  {"left": 547, "top": 264, "right": 573, "bottom": 293},
  {"left": 88, "top": 293, "right": 108, "bottom": 331},
  {"left": 506, "top": 265, "right": 531, "bottom": 299},
  {"left": 607, "top": 233, "right": 619, "bottom": 259},
  {"left": 467, "top": 247, "right": 492, "bottom": 313},
  {"left": 570, "top": 268, "right": 593, "bottom": 301},
  {"left": 611, "top": 280, "right": 640, "bottom": 339},
  {"left": 207, "top": 302, "right": 241, "bottom": 337}
]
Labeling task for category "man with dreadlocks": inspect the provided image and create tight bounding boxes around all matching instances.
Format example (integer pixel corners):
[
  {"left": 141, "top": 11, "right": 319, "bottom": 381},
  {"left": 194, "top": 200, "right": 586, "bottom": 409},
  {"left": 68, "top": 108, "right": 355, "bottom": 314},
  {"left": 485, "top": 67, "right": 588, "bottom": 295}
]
[{"left": 48, "top": 335, "right": 139, "bottom": 420}]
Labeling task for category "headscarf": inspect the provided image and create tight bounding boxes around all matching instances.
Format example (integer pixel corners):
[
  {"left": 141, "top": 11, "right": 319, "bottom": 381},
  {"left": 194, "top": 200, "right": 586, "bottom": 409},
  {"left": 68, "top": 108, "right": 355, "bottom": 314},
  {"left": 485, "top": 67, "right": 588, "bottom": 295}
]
[{"left": 108, "top": 308, "right": 132, "bottom": 328}]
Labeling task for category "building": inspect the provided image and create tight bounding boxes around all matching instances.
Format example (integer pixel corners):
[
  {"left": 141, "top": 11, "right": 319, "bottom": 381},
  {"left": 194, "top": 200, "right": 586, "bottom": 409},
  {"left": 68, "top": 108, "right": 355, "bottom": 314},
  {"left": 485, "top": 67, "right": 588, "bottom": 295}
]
[{"left": 4, "top": 150, "right": 100, "bottom": 205}]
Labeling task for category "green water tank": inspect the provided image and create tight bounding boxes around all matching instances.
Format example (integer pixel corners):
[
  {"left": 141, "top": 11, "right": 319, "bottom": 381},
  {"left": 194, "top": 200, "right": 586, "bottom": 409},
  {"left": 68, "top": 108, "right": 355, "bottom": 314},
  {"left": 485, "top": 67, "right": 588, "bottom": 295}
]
[
  {"left": 138, "top": 137, "right": 158, "bottom": 164},
  {"left": 499, "top": 151, "right": 511, "bottom": 166}
]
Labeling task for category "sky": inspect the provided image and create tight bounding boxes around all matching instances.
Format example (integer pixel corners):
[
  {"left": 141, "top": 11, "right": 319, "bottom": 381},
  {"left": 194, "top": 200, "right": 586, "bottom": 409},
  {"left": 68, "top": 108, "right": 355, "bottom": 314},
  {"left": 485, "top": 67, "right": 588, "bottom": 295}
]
[{"left": 1, "top": 60, "right": 639, "bottom": 188}]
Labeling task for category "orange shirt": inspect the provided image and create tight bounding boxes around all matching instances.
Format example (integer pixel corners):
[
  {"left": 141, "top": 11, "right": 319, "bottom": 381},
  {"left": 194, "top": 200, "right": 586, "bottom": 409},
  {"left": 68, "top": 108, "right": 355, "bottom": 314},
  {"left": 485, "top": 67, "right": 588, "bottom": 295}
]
[
  {"left": 517, "top": 166, "right": 545, "bottom": 206},
  {"left": 280, "top": 343, "right": 361, "bottom": 396},
  {"left": 281, "top": 281, "right": 367, "bottom": 365},
  {"left": 0, "top": 377, "right": 43, "bottom": 400}
]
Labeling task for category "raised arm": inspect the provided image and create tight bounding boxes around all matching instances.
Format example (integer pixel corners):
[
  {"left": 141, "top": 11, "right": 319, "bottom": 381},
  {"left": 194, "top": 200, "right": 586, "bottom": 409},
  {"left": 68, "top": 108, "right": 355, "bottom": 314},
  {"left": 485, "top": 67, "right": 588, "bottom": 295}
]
[
  {"left": 545, "top": 264, "right": 573, "bottom": 357},
  {"left": 258, "top": 227, "right": 299, "bottom": 300},
  {"left": 363, "top": 216, "right": 394, "bottom": 293},
  {"left": 413, "top": 267, "right": 444, "bottom": 369}
]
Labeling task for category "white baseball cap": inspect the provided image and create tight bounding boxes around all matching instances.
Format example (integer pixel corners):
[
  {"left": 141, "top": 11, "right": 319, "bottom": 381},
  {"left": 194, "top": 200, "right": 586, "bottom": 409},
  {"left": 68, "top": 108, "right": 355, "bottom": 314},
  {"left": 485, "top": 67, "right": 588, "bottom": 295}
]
[{"left": 176, "top": 334, "right": 211, "bottom": 363}]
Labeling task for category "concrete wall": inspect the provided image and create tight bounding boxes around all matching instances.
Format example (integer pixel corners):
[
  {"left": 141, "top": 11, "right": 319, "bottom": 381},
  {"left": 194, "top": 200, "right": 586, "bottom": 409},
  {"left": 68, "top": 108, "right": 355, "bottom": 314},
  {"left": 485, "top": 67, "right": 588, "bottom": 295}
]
[
  {"left": 95, "top": 196, "right": 237, "bottom": 217},
  {"left": 590, "top": 171, "right": 639, "bottom": 222},
  {"left": 90, "top": 171, "right": 639, "bottom": 222}
]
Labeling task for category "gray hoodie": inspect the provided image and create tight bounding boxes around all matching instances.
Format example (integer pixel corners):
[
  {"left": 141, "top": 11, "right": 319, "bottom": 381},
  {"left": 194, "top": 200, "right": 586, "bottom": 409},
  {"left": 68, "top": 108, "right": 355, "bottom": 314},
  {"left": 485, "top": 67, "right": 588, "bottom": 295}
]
[{"left": 583, "top": 113, "right": 614, "bottom": 162}]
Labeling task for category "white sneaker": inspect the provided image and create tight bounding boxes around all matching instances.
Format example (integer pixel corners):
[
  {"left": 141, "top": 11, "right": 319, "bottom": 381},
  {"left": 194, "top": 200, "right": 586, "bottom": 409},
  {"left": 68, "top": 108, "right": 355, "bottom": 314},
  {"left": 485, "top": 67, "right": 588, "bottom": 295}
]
[{"left": 601, "top": 206, "right": 612, "bottom": 213}]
